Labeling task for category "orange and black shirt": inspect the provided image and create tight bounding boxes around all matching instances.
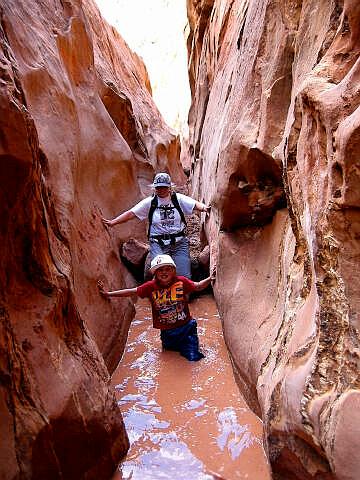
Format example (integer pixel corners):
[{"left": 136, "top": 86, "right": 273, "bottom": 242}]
[{"left": 137, "top": 276, "right": 196, "bottom": 330}]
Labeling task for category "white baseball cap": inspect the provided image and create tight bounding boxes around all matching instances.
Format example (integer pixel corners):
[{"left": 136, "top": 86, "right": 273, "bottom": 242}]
[
  {"left": 150, "top": 254, "right": 176, "bottom": 274},
  {"left": 150, "top": 172, "right": 173, "bottom": 188}
]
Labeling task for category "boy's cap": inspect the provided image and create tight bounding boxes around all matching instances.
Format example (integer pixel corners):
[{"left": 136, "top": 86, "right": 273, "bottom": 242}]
[
  {"left": 150, "top": 254, "right": 176, "bottom": 274},
  {"left": 150, "top": 172, "right": 172, "bottom": 188}
]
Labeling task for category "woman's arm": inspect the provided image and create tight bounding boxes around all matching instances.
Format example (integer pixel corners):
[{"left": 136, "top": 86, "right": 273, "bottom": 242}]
[
  {"left": 194, "top": 201, "right": 211, "bottom": 214},
  {"left": 102, "top": 210, "right": 136, "bottom": 227},
  {"left": 98, "top": 281, "right": 138, "bottom": 298}
]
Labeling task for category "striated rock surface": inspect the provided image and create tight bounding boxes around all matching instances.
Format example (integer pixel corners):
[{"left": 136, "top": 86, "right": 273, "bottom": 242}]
[
  {"left": 0, "top": 0, "right": 184, "bottom": 478},
  {"left": 187, "top": 0, "right": 360, "bottom": 479}
]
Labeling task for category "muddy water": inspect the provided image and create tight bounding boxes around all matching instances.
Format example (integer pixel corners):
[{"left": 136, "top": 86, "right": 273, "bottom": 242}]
[{"left": 111, "top": 295, "right": 271, "bottom": 480}]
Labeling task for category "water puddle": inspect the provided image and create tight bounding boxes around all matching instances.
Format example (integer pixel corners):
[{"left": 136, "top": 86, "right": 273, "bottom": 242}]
[{"left": 111, "top": 295, "right": 271, "bottom": 479}]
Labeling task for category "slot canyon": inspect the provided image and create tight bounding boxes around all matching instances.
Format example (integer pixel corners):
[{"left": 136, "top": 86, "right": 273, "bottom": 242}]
[{"left": 1, "top": 0, "right": 360, "bottom": 479}]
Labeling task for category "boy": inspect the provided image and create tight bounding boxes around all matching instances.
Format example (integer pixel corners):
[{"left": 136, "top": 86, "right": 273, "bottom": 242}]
[{"left": 99, "top": 254, "right": 214, "bottom": 361}]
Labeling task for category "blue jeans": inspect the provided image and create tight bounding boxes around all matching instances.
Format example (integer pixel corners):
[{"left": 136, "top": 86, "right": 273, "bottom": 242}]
[
  {"left": 160, "top": 319, "right": 204, "bottom": 361},
  {"left": 149, "top": 237, "right": 191, "bottom": 278}
]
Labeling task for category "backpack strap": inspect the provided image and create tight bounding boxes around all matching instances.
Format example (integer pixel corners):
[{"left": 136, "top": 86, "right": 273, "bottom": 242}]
[
  {"left": 147, "top": 192, "right": 187, "bottom": 238},
  {"left": 147, "top": 195, "right": 158, "bottom": 238},
  {"left": 171, "top": 192, "right": 187, "bottom": 228}
]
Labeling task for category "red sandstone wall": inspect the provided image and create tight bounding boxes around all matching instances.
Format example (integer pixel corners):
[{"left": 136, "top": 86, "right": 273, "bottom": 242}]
[
  {"left": 0, "top": 0, "right": 185, "bottom": 478},
  {"left": 187, "top": 1, "right": 360, "bottom": 479}
]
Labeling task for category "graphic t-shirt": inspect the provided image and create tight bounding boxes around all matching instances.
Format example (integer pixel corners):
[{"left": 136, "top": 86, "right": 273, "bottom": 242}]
[
  {"left": 130, "top": 193, "right": 195, "bottom": 236},
  {"left": 137, "top": 276, "right": 196, "bottom": 330}
]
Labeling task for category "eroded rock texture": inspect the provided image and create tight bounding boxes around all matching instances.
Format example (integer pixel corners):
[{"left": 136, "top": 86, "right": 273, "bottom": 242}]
[
  {"left": 187, "top": 1, "right": 360, "bottom": 479},
  {"left": 0, "top": 0, "right": 184, "bottom": 478}
]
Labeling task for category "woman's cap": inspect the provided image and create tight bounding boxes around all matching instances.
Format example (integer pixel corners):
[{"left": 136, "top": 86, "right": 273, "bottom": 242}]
[
  {"left": 151, "top": 172, "right": 172, "bottom": 188},
  {"left": 150, "top": 254, "right": 176, "bottom": 274}
]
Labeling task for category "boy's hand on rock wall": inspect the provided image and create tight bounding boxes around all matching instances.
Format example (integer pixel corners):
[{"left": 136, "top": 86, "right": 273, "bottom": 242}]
[
  {"left": 101, "top": 217, "right": 113, "bottom": 227},
  {"left": 97, "top": 279, "right": 108, "bottom": 298}
]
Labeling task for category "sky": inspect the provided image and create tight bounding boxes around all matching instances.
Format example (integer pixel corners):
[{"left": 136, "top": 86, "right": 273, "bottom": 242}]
[{"left": 94, "top": 0, "right": 191, "bottom": 134}]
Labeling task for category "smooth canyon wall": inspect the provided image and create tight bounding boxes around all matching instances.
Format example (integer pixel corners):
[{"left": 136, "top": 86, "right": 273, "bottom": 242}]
[
  {"left": 0, "top": 0, "right": 184, "bottom": 478},
  {"left": 187, "top": 1, "right": 360, "bottom": 479}
]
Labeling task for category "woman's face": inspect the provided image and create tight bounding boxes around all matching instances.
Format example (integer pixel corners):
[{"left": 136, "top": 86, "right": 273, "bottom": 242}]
[
  {"left": 154, "top": 265, "right": 176, "bottom": 285},
  {"left": 155, "top": 186, "right": 171, "bottom": 198}
]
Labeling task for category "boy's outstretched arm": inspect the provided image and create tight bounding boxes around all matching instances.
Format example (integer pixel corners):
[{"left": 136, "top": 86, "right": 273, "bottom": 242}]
[
  {"left": 98, "top": 280, "right": 138, "bottom": 298},
  {"left": 193, "top": 269, "right": 216, "bottom": 291}
]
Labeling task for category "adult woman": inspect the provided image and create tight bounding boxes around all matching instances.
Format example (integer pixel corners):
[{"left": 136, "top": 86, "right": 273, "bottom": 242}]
[{"left": 102, "top": 172, "right": 210, "bottom": 278}]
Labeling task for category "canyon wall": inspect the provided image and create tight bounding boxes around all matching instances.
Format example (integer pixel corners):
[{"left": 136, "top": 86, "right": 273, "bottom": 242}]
[
  {"left": 187, "top": 0, "right": 360, "bottom": 479},
  {"left": 0, "top": 0, "right": 184, "bottom": 478}
]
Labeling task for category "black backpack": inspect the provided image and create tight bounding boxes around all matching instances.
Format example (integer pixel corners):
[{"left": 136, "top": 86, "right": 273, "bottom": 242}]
[{"left": 147, "top": 193, "right": 187, "bottom": 238}]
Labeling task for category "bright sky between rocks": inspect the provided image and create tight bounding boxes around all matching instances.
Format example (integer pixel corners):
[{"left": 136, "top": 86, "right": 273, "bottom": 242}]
[{"left": 94, "top": 0, "right": 191, "bottom": 134}]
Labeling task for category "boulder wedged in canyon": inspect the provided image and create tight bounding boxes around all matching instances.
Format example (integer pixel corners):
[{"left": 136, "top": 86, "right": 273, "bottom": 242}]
[
  {"left": 187, "top": 0, "right": 360, "bottom": 479},
  {"left": 0, "top": 0, "right": 185, "bottom": 478}
]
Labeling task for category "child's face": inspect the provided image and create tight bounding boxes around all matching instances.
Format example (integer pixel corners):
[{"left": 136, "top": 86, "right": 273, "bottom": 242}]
[{"left": 155, "top": 265, "right": 176, "bottom": 285}]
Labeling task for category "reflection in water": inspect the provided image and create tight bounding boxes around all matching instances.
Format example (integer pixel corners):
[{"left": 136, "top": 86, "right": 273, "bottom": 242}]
[
  {"left": 123, "top": 407, "right": 169, "bottom": 443},
  {"left": 122, "top": 432, "right": 215, "bottom": 480},
  {"left": 130, "top": 351, "right": 158, "bottom": 371},
  {"left": 217, "top": 407, "right": 255, "bottom": 460},
  {"left": 183, "top": 398, "right": 206, "bottom": 410},
  {"left": 111, "top": 296, "right": 271, "bottom": 480},
  {"left": 134, "top": 376, "right": 156, "bottom": 390}
]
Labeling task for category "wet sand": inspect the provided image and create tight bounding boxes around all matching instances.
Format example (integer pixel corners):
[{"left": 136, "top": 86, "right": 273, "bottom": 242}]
[{"left": 111, "top": 295, "right": 271, "bottom": 480}]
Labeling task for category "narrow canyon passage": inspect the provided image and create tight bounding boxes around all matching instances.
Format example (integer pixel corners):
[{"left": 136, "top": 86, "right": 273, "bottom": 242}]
[
  {"left": 2, "top": 0, "right": 360, "bottom": 478},
  {"left": 111, "top": 295, "right": 271, "bottom": 480}
]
